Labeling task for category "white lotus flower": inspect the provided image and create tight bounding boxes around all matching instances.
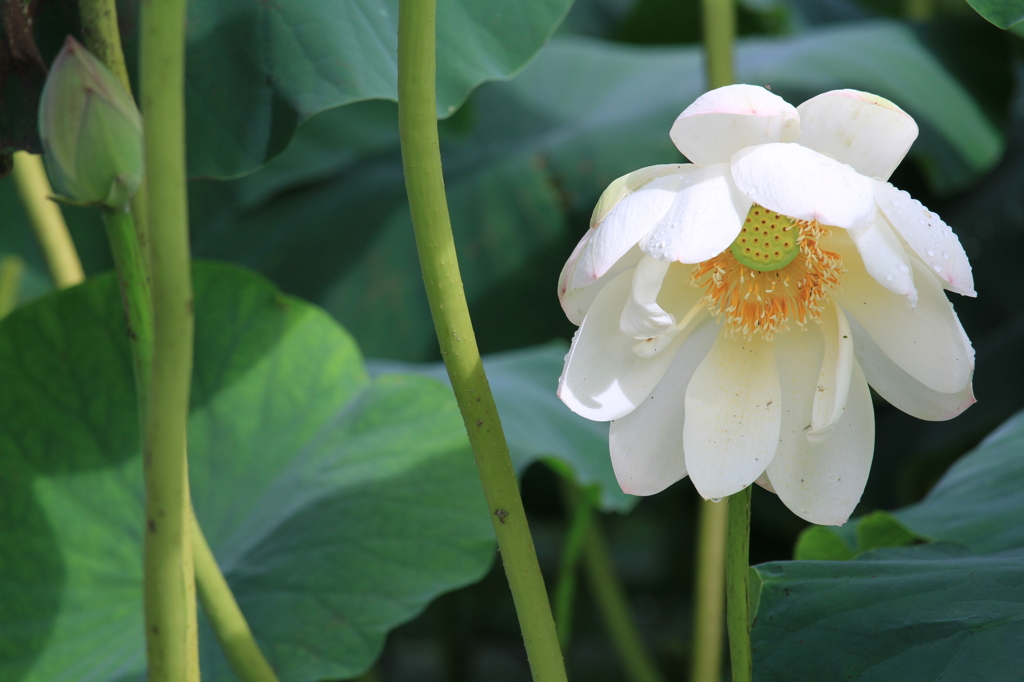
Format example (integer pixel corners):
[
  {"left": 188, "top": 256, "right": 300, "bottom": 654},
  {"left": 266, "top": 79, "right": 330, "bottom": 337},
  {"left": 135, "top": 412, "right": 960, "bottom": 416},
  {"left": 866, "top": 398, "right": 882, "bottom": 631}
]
[{"left": 557, "top": 84, "right": 976, "bottom": 525}]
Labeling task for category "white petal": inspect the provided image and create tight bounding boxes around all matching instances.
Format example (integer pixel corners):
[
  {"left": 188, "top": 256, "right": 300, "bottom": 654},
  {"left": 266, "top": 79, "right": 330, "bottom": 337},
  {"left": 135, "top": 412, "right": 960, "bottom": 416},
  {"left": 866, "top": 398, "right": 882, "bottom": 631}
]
[
  {"left": 847, "top": 210, "right": 917, "bottom": 305},
  {"left": 609, "top": 321, "right": 719, "bottom": 495},
  {"left": 630, "top": 263, "right": 708, "bottom": 357},
  {"left": 683, "top": 332, "right": 782, "bottom": 499},
  {"left": 839, "top": 257, "right": 974, "bottom": 394},
  {"left": 730, "top": 143, "right": 876, "bottom": 229},
  {"left": 620, "top": 256, "right": 674, "bottom": 339},
  {"left": 584, "top": 173, "right": 688, "bottom": 279},
  {"left": 874, "top": 181, "right": 975, "bottom": 297},
  {"left": 590, "top": 164, "right": 690, "bottom": 226},
  {"left": 559, "top": 231, "right": 641, "bottom": 325},
  {"left": 670, "top": 84, "right": 800, "bottom": 166},
  {"left": 639, "top": 163, "right": 752, "bottom": 263},
  {"left": 848, "top": 313, "right": 976, "bottom": 421},
  {"left": 769, "top": 337, "right": 875, "bottom": 527},
  {"left": 796, "top": 90, "right": 918, "bottom": 181},
  {"left": 558, "top": 270, "right": 687, "bottom": 421},
  {"left": 808, "top": 304, "right": 854, "bottom": 441}
]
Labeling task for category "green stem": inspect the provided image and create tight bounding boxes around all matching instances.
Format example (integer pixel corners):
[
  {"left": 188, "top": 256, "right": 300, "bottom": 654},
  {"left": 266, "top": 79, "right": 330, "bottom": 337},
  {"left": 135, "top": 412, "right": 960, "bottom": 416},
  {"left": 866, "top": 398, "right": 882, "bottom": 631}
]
[
  {"left": 102, "top": 208, "right": 154, "bottom": 396},
  {"left": 193, "top": 509, "right": 279, "bottom": 682},
  {"left": 0, "top": 256, "right": 25, "bottom": 317},
  {"left": 582, "top": 514, "right": 666, "bottom": 682},
  {"left": 139, "top": 0, "right": 199, "bottom": 676},
  {"left": 10, "top": 152, "right": 85, "bottom": 289},
  {"left": 554, "top": 479, "right": 594, "bottom": 649},
  {"left": 396, "top": 1, "right": 566, "bottom": 680},
  {"left": 725, "top": 487, "right": 752, "bottom": 682},
  {"left": 689, "top": 500, "right": 727, "bottom": 682},
  {"left": 702, "top": 0, "right": 736, "bottom": 89}
]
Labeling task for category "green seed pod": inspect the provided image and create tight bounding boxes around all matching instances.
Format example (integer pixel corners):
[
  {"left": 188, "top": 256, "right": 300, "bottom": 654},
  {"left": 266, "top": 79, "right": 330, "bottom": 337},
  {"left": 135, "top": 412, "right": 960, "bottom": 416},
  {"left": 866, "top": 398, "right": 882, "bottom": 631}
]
[{"left": 38, "top": 37, "right": 143, "bottom": 210}]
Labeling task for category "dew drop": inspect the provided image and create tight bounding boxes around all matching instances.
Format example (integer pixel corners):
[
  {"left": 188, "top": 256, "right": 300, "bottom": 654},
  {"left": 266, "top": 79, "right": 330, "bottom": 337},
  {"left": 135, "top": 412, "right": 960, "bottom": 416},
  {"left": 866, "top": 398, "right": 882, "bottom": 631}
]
[
  {"left": 710, "top": 497, "right": 723, "bottom": 503},
  {"left": 891, "top": 198, "right": 901, "bottom": 206},
  {"left": 942, "top": 251, "right": 949, "bottom": 260},
  {"left": 933, "top": 265, "right": 943, "bottom": 273},
  {"left": 885, "top": 273, "right": 895, "bottom": 281},
  {"left": 926, "top": 248, "right": 935, "bottom": 257},
  {"left": 899, "top": 264, "right": 910, "bottom": 274}
]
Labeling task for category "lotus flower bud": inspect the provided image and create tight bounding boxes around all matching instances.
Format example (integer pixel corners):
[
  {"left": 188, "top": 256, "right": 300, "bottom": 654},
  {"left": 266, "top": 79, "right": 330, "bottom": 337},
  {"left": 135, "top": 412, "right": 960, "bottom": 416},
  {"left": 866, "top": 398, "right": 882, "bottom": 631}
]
[{"left": 38, "top": 37, "right": 143, "bottom": 210}]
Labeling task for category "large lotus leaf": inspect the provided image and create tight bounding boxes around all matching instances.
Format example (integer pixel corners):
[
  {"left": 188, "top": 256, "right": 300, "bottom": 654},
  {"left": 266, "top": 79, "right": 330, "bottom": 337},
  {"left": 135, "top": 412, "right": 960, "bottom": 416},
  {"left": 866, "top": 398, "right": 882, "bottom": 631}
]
[
  {"left": 369, "top": 342, "right": 635, "bottom": 513},
  {"left": 752, "top": 544, "right": 1024, "bottom": 681},
  {"left": 0, "top": 262, "right": 494, "bottom": 682},
  {"left": 966, "top": 0, "right": 1024, "bottom": 28},
  {"left": 103, "top": 0, "right": 572, "bottom": 178},
  {"left": 188, "top": 21, "right": 1004, "bottom": 363}
]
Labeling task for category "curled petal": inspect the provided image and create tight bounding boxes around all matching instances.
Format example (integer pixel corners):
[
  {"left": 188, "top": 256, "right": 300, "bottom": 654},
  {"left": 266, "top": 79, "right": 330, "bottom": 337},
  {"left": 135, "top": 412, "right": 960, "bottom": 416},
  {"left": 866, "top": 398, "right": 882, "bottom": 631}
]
[
  {"left": 639, "top": 163, "right": 752, "bottom": 263},
  {"left": 591, "top": 164, "right": 690, "bottom": 227},
  {"left": 849, "top": 313, "right": 976, "bottom": 421},
  {"left": 808, "top": 304, "right": 854, "bottom": 441},
  {"left": 683, "top": 332, "right": 782, "bottom": 499},
  {"left": 769, "top": 330, "right": 874, "bottom": 527},
  {"left": 874, "top": 181, "right": 975, "bottom": 297},
  {"left": 670, "top": 84, "right": 800, "bottom": 166},
  {"left": 847, "top": 210, "right": 917, "bottom": 305},
  {"left": 559, "top": 231, "right": 641, "bottom": 325},
  {"left": 620, "top": 256, "right": 674, "bottom": 339},
  {"left": 839, "top": 257, "right": 974, "bottom": 394},
  {"left": 730, "top": 143, "right": 876, "bottom": 229},
  {"left": 584, "top": 172, "right": 688, "bottom": 280},
  {"left": 796, "top": 90, "right": 918, "bottom": 181},
  {"left": 559, "top": 271, "right": 687, "bottom": 421},
  {"left": 609, "top": 321, "right": 719, "bottom": 495}
]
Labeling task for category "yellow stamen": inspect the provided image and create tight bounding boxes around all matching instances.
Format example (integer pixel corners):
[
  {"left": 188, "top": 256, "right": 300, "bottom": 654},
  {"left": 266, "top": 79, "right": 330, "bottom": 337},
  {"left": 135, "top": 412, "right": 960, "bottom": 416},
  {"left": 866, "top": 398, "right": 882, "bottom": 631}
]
[{"left": 691, "top": 211, "right": 842, "bottom": 340}]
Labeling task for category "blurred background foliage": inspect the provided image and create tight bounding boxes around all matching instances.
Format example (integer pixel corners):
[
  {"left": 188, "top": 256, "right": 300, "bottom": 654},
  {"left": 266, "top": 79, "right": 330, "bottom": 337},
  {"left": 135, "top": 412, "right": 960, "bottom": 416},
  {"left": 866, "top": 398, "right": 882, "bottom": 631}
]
[{"left": 1, "top": 0, "right": 1023, "bottom": 679}]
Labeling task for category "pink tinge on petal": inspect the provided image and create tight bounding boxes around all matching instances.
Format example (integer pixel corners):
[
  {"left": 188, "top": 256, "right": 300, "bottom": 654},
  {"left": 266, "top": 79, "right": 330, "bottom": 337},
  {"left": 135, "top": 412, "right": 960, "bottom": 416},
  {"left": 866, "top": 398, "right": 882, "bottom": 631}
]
[
  {"left": 670, "top": 84, "right": 800, "bottom": 167},
  {"left": 796, "top": 89, "right": 918, "bottom": 182}
]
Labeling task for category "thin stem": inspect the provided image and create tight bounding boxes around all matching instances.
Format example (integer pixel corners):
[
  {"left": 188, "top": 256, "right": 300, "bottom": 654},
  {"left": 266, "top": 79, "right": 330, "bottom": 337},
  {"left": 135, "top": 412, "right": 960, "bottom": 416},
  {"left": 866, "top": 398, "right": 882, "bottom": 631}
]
[
  {"left": 689, "top": 500, "right": 727, "bottom": 682},
  {"left": 10, "top": 152, "right": 85, "bottom": 289},
  {"left": 102, "top": 208, "right": 154, "bottom": 396},
  {"left": 193, "top": 509, "right": 280, "bottom": 682},
  {"left": 582, "top": 514, "right": 666, "bottom": 682},
  {"left": 702, "top": 0, "right": 736, "bottom": 89},
  {"left": 396, "top": 1, "right": 566, "bottom": 680},
  {"left": 554, "top": 479, "right": 594, "bottom": 649},
  {"left": 139, "top": 0, "right": 199, "bottom": 675},
  {"left": 0, "top": 256, "right": 25, "bottom": 317},
  {"left": 725, "top": 486, "right": 752, "bottom": 682}
]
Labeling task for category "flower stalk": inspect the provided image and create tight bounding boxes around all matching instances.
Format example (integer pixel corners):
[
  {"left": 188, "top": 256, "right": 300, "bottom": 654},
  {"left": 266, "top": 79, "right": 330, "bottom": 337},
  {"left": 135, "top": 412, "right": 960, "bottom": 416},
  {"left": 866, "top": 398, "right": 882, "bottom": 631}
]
[
  {"left": 396, "top": 0, "right": 566, "bottom": 679},
  {"left": 10, "top": 152, "right": 86, "bottom": 289},
  {"left": 0, "top": 256, "right": 25, "bottom": 317},
  {"left": 139, "top": 0, "right": 200, "bottom": 675},
  {"left": 725, "top": 486, "right": 752, "bottom": 682}
]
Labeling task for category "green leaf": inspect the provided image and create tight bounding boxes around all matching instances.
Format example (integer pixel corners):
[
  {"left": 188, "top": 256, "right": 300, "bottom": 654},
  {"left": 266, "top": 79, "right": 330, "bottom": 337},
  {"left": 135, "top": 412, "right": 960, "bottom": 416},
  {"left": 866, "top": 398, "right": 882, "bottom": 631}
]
[
  {"left": 0, "top": 262, "right": 494, "bottom": 681},
  {"left": 966, "top": 0, "right": 1024, "bottom": 28},
  {"left": 792, "top": 526, "right": 856, "bottom": 561},
  {"left": 369, "top": 342, "right": 636, "bottom": 513},
  {"left": 113, "top": 0, "right": 574, "bottom": 178},
  {"left": 854, "top": 511, "right": 920, "bottom": 553},
  {"left": 753, "top": 544, "right": 1024, "bottom": 681},
  {"left": 188, "top": 21, "right": 1005, "bottom": 363}
]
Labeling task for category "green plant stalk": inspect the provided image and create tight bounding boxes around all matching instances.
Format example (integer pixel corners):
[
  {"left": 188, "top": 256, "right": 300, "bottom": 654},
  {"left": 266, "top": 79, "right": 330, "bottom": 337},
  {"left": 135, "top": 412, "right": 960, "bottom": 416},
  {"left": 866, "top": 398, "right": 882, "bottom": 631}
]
[
  {"left": 0, "top": 256, "right": 25, "bottom": 317},
  {"left": 689, "top": 500, "right": 727, "bottom": 682},
  {"left": 139, "top": 0, "right": 199, "bottom": 676},
  {"left": 692, "top": 1, "right": 735, "bottom": 678},
  {"left": 10, "top": 152, "right": 86, "bottom": 289},
  {"left": 725, "top": 486, "right": 752, "bottom": 682},
  {"left": 582, "top": 514, "right": 666, "bottom": 682},
  {"left": 77, "top": 0, "right": 152, "bottom": 271},
  {"left": 396, "top": 0, "right": 566, "bottom": 679},
  {"left": 193, "top": 509, "right": 279, "bottom": 682},
  {"left": 553, "top": 478, "right": 595, "bottom": 649},
  {"left": 103, "top": 208, "right": 154, "bottom": 395},
  {"left": 702, "top": 0, "right": 736, "bottom": 89}
]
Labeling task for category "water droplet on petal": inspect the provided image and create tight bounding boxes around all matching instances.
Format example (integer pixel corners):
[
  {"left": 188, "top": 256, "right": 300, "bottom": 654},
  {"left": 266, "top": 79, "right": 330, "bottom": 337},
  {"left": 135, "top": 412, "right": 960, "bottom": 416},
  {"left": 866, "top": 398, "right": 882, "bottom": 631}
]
[
  {"left": 899, "top": 264, "right": 910, "bottom": 274},
  {"left": 891, "top": 198, "right": 901, "bottom": 206},
  {"left": 885, "top": 273, "right": 894, "bottom": 281},
  {"left": 942, "top": 251, "right": 949, "bottom": 260},
  {"left": 710, "top": 497, "right": 722, "bottom": 503},
  {"left": 926, "top": 248, "right": 935, "bottom": 257},
  {"left": 933, "top": 265, "right": 943, "bottom": 273}
]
